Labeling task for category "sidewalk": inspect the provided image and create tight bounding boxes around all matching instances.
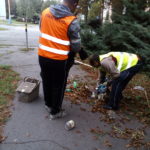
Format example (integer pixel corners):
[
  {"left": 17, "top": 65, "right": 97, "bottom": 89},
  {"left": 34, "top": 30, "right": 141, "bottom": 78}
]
[{"left": 0, "top": 49, "right": 107, "bottom": 150}]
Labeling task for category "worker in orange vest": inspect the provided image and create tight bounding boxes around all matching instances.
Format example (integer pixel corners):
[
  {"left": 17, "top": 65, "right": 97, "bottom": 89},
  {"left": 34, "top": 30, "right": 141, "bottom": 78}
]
[{"left": 38, "top": 0, "right": 81, "bottom": 120}]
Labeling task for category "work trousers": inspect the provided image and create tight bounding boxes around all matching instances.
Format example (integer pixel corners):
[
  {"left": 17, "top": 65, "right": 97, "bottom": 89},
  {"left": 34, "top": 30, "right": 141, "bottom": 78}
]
[
  {"left": 108, "top": 60, "right": 143, "bottom": 108},
  {"left": 62, "top": 52, "right": 75, "bottom": 99},
  {"left": 39, "top": 56, "right": 67, "bottom": 114},
  {"left": 64, "top": 55, "right": 75, "bottom": 88}
]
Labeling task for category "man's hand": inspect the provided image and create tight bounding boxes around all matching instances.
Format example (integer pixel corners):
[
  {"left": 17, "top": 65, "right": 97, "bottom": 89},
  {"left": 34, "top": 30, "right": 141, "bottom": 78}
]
[{"left": 79, "top": 47, "right": 88, "bottom": 60}]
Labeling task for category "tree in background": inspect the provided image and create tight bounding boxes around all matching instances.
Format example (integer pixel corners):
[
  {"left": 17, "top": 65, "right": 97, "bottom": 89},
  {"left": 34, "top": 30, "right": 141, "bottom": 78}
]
[
  {"left": 15, "top": 0, "right": 59, "bottom": 23},
  {"left": 28, "top": 0, "right": 43, "bottom": 23},
  {"left": 88, "top": 0, "right": 102, "bottom": 20},
  {"left": 16, "top": 0, "right": 28, "bottom": 19},
  {"left": 8, "top": 0, "right": 17, "bottom": 18},
  {"left": 41, "top": 0, "right": 59, "bottom": 12},
  {"left": 78, "top": 0, "right": 89, "bottom": 22},
  {"left": 16, "top": 0, "right": 43, "bottom": 23},
  {"left": 111, "top": 0, "right": 123, "bottom": 22},
  {"left": 81, "top": 0, "right": 150, "bottom": 72}
]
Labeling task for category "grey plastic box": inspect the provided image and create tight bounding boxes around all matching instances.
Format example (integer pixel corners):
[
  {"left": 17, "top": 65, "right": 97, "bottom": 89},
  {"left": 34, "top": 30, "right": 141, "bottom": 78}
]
[{"left": 16, "top": 77, "right": 40, "bottom": 102}]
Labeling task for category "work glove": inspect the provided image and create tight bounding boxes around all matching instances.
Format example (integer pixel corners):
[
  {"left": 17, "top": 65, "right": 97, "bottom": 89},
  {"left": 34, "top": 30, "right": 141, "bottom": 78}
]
[
  {"left": 107, "top": 79, "right": 113, "bottom": 87},
  {"left": 79, "top": 47, "right": 88, "bottom": 60}
]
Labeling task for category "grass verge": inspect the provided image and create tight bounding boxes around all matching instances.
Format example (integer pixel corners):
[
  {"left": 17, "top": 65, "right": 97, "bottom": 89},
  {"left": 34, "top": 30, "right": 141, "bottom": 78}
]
[
  {"left": 20, "top": 48, "right": 35, "bottom": 52},
  {"left": 0, "top": 44, "right": 14, "bottom": 48},
  {"left": 0, "top": 28, "right": 7, "bottom": 31},
  {"left": 0, "top": 19, "right": 35, "bottom": 26},
  {"left": 0, "top": 65, "right": 19, "bottom": 142}
]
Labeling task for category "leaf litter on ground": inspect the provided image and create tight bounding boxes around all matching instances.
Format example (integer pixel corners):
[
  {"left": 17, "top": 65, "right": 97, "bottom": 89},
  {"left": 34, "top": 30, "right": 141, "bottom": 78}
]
[{"left": 64, "top": 64, "right": 150, "bottom": 149}]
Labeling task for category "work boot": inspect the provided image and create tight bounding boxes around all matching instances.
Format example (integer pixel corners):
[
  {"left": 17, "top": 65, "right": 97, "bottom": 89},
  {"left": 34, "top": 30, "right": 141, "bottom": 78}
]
[
  {"left": 45, "top": 105, "right": 51, "bottom": 113},
  {"left": 49, "top": 109, "right": 67, "bottom": 120}
]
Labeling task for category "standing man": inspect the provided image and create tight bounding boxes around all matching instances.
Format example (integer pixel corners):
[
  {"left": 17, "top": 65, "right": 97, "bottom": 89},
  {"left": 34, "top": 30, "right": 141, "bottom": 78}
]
[
  {"left": 89, "top": 52, "right": 144, "bottom": 110},
  {"left": 38, "top": 0, "right": 81, "bottom": 119}
]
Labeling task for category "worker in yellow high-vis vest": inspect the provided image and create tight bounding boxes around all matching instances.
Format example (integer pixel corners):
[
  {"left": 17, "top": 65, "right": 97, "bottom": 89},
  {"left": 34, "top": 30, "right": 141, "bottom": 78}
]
[{"left": 89, "top": 52, "right": 144, "bottom": 110}]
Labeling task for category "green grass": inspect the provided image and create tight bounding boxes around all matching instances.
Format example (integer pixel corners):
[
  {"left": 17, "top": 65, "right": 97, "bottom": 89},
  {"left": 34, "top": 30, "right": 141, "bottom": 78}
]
[
  {"left": 11, "top": 19, "right": 34, "bottom": 25},
  {"left": 20, "top": 47, "right": 35, "bottom": 52},
  {"left": 0, "top": 44, "right": 14, "bottom": 48},
  {"left": 0, "top": 65, "right": 11, "bottom": 69},
  {"left": 0, "top": 27, "right": 7, "bottom": 31},
  {"left": 7, "top": 51, "right": 14, "bottom": 54},
  {"left": 0, "top": 65, "right": 19, "bottom": 95},
  {"left": 0, "top": 65, "right": 19, "bottom": 126},
  {"left": 0, "top": 19, "right": 35, "bottom": 26},
  {"left": 0, "top": 95, "right": 7, "bottom": 105},
  {"left": 0, "top": 51, "right": 14, "bottom": 58},
  {"left": 0, "top": 54, "right": 4, "bottom": 57}
]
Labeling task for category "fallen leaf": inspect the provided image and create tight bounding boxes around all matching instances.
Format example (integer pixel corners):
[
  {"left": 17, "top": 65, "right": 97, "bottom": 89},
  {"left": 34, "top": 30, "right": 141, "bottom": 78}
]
[{"left": 104, "top": 139, "right": 112, "bottom": 147}]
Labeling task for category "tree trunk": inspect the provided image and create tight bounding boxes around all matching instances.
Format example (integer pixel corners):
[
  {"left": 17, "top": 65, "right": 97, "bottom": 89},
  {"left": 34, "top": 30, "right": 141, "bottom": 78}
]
[
  {"left": 111, "top": 0, "right": 123, "bottom": 21},
  {"left": 78, "top": 0, "right": 89, "bottom": 23},
  {"left": 99, "top": 0, "right": 104, "bottom": 24}
]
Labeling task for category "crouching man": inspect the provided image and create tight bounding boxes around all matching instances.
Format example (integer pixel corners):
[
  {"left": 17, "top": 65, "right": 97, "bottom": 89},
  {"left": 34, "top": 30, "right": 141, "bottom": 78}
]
[{"left": 89, "top": 52, "right": 144, "bottom": 110}]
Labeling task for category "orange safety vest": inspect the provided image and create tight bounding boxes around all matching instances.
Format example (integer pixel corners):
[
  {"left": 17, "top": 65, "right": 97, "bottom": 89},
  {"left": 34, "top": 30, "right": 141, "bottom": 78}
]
[{"left": 38, "top": 8, "right": 76, "bottom": 60}]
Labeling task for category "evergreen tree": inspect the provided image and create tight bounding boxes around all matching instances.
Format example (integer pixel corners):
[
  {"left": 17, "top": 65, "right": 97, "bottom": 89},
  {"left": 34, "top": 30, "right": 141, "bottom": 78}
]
[{"left": 81, "top": 0, "right": 150, "bottom": 72}]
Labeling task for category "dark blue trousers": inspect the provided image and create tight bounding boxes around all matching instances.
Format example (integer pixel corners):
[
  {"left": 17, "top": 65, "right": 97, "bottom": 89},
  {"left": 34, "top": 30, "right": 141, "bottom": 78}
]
[
  {"left": 39, "top": 56, "right": 67, "bottom": 114},
  {"left": 108, "top": 61, "right": 143, "bottom": 108}
]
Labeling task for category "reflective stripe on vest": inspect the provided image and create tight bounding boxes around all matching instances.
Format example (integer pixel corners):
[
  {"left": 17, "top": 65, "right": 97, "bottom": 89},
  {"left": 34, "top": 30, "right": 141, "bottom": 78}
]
[
  {"left": 117, "top": 52, "right": 124, "bottom": 71},
  {"left": 40, "top": 33, "right": 70, "bottom": 46},
  {"left": 38, "top": 8, "right": 76, "bottom": 60},
  {"left": 39, "top": 44, "right": 69, "bottom": 55},
  {"left": 99, "top": 52, "right": 138, "bottom": 72}
]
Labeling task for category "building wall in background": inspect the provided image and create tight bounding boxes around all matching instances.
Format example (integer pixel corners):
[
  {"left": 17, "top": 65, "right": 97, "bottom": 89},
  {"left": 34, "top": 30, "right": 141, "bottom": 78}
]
[{"left": 0, "top": 0, "right": 7, "bottom": 20}]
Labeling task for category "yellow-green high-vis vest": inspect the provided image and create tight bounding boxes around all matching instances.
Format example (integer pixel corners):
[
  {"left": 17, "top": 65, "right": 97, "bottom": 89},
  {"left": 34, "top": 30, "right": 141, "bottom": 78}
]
[{"left": 99, "top": 52, "right": 138, "bottom": 72}]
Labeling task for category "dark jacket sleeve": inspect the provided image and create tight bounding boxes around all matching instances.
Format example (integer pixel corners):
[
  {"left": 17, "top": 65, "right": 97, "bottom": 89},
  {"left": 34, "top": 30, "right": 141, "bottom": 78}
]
[
  {"left": 68, "top": 18, "right": 81, "bottom": 53},
  {"left": 99, "top": 70, "right": 106, "bottom": 83}
]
